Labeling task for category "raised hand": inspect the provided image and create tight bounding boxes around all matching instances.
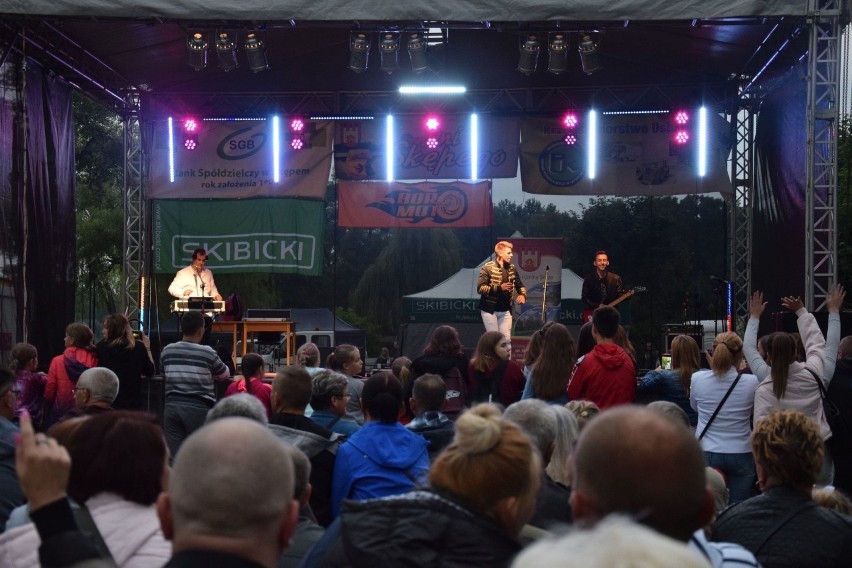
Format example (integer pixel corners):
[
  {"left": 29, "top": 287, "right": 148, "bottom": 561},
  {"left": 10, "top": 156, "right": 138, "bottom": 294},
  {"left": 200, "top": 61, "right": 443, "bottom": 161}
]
[
  {"left": 781, "top": 296, "right": 804, "bottom": 312},
  {"left": 826, "top": 284, "right": 846, "bottom": 314},
  {"left": 749, "top": 291, "right": 767, "bottom": 318},
  {"left": 15, "top": 411, "right": 72, "bottom": 511}
]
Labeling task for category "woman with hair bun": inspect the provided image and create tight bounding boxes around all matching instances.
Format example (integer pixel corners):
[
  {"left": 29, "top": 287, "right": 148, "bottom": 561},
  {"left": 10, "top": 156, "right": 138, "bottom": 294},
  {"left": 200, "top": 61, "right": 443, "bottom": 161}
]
[
  {"left": 315, "top": 403, "right": 541, "bottom": 567},
  {"left": 96, "top": 313, "right": 155, "bottom": 410},
  {"left": 690, "top": 331, "right": 759, "bottom": 503}
]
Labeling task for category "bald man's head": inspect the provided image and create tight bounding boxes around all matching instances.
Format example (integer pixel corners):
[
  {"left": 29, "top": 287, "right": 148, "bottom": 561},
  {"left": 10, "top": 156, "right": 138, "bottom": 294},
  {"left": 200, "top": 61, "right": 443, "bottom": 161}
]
[
  {"left": 570, "top": 406, "right": 712, "bottom": 542},
  {"left": 164, "top": 418, "right": 296, "bottom": 541},
  {"left": 839, "top": 336, "right": 852, "bottom": 359}
]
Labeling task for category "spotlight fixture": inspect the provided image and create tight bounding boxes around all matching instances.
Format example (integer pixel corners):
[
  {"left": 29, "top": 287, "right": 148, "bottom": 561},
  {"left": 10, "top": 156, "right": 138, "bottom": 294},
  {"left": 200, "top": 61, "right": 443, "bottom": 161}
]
[
  {"left": 349, "top": 32, "right": 370, "bottom": 73},
  {"left": 517, "top": 34, "right": 540, "bottom": 75},
  {"left": 578, "top": 35, "right": 602, "bottom": 75},
  {"left": 407, "top": 32, "right": 428, "bottom": 74},
  {"left": 547, "top": 32, "right": 568, "bottom": 74},
  {"left": 380, "top": 33, "right": 400, "bottom": 74},
  {"left": 186, "top": 32, "right": 208, "bottom": 71},
  {"left": 244, "top": 33, "right": 269, "bottom": 73},
  {"left": 216, "top": 32, "right": 238, "bottom": 72},
  {"left": 424, "top": 115, "right": 441, "bottom": 149}
]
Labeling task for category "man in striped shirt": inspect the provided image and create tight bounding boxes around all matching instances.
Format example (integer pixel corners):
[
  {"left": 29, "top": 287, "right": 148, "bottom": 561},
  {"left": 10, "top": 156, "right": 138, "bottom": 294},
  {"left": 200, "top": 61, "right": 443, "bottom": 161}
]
[{"left": 161, "top": 311, "right": 231, "bottom": 459}]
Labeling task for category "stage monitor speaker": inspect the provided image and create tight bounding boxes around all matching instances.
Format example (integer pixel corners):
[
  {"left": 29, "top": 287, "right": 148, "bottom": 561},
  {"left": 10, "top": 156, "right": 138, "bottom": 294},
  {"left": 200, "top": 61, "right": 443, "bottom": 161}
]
[{"left": 661, "top": 324, "right": 703, "bottom": 354}]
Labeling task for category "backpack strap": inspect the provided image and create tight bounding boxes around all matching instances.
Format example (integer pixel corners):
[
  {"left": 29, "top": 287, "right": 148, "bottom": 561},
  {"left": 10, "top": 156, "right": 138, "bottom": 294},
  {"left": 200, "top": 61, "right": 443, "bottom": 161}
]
[{"left": 698, "top": 372, "right": 743, "bottom": 440}]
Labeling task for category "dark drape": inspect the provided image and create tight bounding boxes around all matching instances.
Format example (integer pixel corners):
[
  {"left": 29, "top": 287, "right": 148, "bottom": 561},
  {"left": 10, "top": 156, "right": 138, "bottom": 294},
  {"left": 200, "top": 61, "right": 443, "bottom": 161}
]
[
  {"left": 752, "top": 73, "right": 807, "bottom": 332},
  {"left": 18, "top": 63, "right": 76, "bottom": 362}
]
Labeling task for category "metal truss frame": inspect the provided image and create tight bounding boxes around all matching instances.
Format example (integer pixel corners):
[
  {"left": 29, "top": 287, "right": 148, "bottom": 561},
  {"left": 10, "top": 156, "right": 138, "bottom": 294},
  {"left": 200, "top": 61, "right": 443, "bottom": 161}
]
[
  {"left": 121, "top": 91, "right": 145, "bottom": 324},
  {"left": 729, "top": 99, "right": 758, "bottom": 332},
  {"left": 805, "top": 0, "right": 842, "bottom": 310}
]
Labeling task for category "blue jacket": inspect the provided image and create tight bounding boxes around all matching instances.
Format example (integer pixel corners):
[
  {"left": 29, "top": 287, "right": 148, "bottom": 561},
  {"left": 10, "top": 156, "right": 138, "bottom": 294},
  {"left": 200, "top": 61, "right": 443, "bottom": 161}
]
[
  {"left": 636, "top": 368, "right": 698, "bottom": 426},
  {"left": 330, "top": 422, "right": 429, "bottom": 518}
]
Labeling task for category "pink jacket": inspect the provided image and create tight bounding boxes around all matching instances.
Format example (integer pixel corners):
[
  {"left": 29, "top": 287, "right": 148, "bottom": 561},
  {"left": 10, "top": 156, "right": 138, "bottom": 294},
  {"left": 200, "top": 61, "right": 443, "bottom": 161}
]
[{"left": 0, "top": 492, "right": 171, "bottom": 567}]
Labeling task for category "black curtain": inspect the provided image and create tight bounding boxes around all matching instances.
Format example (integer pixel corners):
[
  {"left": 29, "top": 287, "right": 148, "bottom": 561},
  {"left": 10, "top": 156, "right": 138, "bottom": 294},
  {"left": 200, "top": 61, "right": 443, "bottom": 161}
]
[
  {"left": 16, "top": 63, "right": 76, "bottom": 363},
  {"left": 752, "top": 72, "right": 807, "bottom": 333}
]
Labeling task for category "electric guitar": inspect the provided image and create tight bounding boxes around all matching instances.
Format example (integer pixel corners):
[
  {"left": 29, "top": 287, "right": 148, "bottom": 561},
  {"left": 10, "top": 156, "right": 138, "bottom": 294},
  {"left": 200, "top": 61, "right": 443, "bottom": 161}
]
[{"left": 582, "top": 286, "right": 647, "bottom": 323}]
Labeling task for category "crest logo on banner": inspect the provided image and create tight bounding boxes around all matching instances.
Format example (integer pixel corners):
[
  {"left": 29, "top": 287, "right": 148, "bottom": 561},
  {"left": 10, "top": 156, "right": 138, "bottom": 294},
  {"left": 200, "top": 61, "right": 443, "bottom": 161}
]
[
  {"left": 538, "top": 140, "right": 586, "bottom": 187},
  {"left": 216, "top": 125, "right": 266, "bottom": 160},
  {"left": 518, "top": 248, "right": 541, "bottom": 272},
  {"left": 367, "top": 186, "right": 467, "bottom": 224}
]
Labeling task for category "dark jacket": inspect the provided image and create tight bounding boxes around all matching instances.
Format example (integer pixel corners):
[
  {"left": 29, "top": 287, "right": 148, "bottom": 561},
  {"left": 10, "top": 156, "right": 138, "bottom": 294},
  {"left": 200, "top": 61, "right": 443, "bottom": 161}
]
[
  {"left": 268, "top": 413, "right": 341, "bottom": 527},
  {"left": 406, "top": 411, "right": 455, "bottom": 460},
  {"left": 314, "top": 490, "right": 523, "bottom": 568},
  {"left": 477, "top": 260, "right": 526, "bottom": 314},
  {"left": 827, "top": 357, "right": 852, "bottom": 494},
  {"left": 711, "top": 486, "right": 852, "bottom": 568},
  {"left": 96, "top": 339, "right": 155, "bottom": 410},
  {"left": 581, "top": 270, "right": 624, "bottom": 309}
]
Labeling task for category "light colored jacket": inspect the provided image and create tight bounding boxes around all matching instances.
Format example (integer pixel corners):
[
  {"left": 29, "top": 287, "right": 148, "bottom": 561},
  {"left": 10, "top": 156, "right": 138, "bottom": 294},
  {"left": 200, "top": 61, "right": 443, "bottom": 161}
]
[
  {"left": 0, "top": 492, "right": 171, "bottom": 568},
  {"left": 745, "top": 307, "right": 830, "bottom": 440}
]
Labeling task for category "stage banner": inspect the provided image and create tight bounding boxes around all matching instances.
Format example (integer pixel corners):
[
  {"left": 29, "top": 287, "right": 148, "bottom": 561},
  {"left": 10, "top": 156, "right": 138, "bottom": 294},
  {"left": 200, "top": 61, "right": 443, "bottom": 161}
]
[
  {"left": 148, "top": 119, "right": 332, "bottom": 199},
  {"left": 334, "top": 117, "right": 519, "bottom": 181},
  {"left": 152, "top": 198, "right": 324, "bottom": 275},
  {"left": 338, "top": 180, "right": 493, "bottom": 228},
  {"left": 507, "top": 238, "right": 563, "bottom": 338},
  {"left": 520, "top": 114, "right": 733, "bottom": 196}
]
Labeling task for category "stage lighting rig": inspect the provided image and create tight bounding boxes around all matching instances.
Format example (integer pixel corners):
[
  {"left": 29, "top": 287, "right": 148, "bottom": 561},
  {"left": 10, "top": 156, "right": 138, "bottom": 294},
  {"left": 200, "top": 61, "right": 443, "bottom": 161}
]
[
  {"left": 244, "top": 33, "right": 269, "bottom": 73},
  {"left": 517, "top": 34, "right": 540, "bottom": 75},
  {"left": 380, "top": 33, "right": 401, "bottom": 74},
  {"left": 349, "top": 32, "right": 371, "bottom": 73},
  {"left": 216, "top": 32, "right": 238, "bottom": 72},
  {"left": 547, "top": 33, "right": 568, "bottom": 74},
  {"left": 578, "top": 35, "right": 602, "bottom": 75},
  {"left": 186, "top": 33, "right": 208, "bottom": 71},
  {"left": 407, "top": 32, "right": 428, "bottom": 74}
]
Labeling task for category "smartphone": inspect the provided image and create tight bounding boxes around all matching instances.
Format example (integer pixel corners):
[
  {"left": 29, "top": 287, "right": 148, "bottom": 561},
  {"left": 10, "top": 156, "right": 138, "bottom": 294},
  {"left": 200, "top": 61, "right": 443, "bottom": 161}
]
[{"left": 661, "top": 354, "right": 672, "bottom": 370}]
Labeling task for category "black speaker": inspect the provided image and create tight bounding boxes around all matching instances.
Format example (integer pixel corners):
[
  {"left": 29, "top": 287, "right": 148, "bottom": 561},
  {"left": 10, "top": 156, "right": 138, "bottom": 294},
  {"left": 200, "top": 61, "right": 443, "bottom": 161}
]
[{"left": 660, "top": 324, "right": 703, "bottom": 353}]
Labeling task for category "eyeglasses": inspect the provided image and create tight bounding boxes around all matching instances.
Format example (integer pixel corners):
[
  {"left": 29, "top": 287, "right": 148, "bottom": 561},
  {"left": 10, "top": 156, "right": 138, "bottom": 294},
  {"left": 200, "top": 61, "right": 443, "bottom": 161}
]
[
  {"left": 71, "top": 387, "right": 89, "bottom": 395},
  {"left": 333, "top": 393, "right": 352, "bottom": 399}
]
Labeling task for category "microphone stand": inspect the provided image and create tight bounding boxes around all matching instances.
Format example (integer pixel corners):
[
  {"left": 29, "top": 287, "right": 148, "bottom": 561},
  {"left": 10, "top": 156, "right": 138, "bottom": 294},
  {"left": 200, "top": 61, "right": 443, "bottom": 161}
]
[{"left": 541, "top": 265, "right": 550, "bottom": 327}]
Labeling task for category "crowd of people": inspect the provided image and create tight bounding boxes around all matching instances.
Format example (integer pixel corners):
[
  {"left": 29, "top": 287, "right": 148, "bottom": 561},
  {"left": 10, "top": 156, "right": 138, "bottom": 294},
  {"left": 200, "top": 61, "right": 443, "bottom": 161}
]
[{"left": 1, "top": 284, "right": 852, "bottom": 567}]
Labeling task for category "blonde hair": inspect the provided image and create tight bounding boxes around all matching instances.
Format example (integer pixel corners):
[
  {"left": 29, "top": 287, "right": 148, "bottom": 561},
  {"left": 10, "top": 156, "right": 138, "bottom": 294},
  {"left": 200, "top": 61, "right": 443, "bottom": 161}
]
[
  {"left": 430, "top": 404, "right": 540, "bottom": 518},
  {"left": 566, "top": 399, "right": 600, "bottom": 431},
  {"left": 710, "top": 332, "right": 743, "bottom": 374},
  {"left": 752, "top": 410, "right": 823, "bottom": 490},
  {"left": 494, "top": 240, "right": 513, "bottom": 254}
]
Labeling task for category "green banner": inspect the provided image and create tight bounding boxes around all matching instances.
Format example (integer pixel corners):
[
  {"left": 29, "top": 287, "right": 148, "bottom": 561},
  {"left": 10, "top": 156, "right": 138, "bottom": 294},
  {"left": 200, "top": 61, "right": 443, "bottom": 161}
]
[{"left": 153, "top": 198, "right": 324, "bottom": 275}]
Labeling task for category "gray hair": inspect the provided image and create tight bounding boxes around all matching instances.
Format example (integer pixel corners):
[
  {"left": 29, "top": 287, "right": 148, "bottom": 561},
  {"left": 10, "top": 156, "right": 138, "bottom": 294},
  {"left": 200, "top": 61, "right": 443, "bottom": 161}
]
[
  {"left": 310, "top": 369, "right": 350, "bottom": 410},
  {"left": 77, "top": 367, "right": 119, "bottom": 404},
  {"left": 503, "top": 399, "right": 557, "bottom": 457},
  {"left": 546, "top": 405, "right": 580, "bottom": 486},
  {"left": 206, "top": 393, "right": 269, "bottom": 426},
  {"left": 647, "top": 401, "right": 690, "bottom": 428}
]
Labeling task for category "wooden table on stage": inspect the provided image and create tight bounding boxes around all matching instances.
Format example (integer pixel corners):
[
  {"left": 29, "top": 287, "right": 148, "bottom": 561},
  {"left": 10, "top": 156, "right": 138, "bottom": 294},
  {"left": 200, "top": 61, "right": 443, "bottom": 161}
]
[{"left": 211, "top": 320, "right": 296, "bottom": 365}]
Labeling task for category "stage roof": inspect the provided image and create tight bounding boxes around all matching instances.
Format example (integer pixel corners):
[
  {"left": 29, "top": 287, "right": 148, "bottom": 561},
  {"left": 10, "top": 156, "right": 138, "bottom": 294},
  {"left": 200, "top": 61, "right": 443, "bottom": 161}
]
[{"left": 0, "top": 1, "right": 843, "bottom": 116}]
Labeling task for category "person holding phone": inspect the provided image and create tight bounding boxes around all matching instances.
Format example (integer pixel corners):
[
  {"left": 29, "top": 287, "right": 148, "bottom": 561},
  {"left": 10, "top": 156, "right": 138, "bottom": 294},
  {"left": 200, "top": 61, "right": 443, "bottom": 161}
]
[{"left": 637, "top": 335, "right": 701, "bottom": 427}]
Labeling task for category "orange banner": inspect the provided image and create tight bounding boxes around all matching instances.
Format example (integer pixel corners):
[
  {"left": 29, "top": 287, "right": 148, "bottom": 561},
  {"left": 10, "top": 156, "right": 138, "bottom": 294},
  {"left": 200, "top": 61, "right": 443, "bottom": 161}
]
[{"left": 338, "top": 181, "right": 492, "bottom": 228}]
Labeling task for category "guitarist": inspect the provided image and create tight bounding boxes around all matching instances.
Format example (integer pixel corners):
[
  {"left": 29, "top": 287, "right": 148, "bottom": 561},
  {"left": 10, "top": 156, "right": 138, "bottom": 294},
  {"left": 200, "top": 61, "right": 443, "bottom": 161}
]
[{"left": 581, "top": 250, "right": 627, "bottom": 323}]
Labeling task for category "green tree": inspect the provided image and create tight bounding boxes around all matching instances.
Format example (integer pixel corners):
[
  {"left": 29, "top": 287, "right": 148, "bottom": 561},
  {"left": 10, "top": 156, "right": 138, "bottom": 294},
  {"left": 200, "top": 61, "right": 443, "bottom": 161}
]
[{"left": 74, "top": 93, "right": 124, "bottom": 325}]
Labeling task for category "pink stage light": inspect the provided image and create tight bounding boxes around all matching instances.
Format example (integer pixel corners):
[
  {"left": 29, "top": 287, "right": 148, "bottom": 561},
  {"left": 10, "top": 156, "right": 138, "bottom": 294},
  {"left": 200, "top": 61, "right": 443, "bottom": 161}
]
[
  {"left": 564, "top": 134, "right": 577, "bottom": 145},
  {"left": 674, "top": 111, "right": 689, "bottom": 125},
  {"left": 290, "top": 118, "right": 305, "bottom": 132},
  {"left": 425, "top": 116, "right": 440, "bottom": 131},
  {"left": 291, "top": 136, "right": 304, "bottom": 150},
  {"left": 562, "top": 113, "right": 578, "bottom": 129},
  {"left": 426, "top": 137, "right": 439, "bottom": 149},
  {"left": 184, "top": 137, "right": 198, "bottom": 150},
  {"left": 674, "top": 130, "right": 690, "bottom": 144},
  {"left": 183, "top": 118, "right": 199, "bottom": 132}
]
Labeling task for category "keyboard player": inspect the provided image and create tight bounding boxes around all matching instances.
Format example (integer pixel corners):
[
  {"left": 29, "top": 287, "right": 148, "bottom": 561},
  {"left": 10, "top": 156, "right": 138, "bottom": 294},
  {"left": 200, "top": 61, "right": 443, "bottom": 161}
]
[{"left": 169, "top": 248, "right": 222, "bottom": 345}]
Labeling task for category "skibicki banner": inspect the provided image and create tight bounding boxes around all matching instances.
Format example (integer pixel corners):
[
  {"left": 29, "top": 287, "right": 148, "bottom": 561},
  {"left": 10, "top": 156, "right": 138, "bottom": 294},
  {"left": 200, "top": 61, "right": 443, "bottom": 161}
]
[
  {"left": 334, "top": 116, "right": 519, "bottom": 181},
  {"left": 153, "top": 198, "right": 324, "bottom": 275},
  {"left": 520, "top": 112, "right": 733, "bottom": 196},
  {"left": 149, "top": 119, "right": 332, "bottom": 199},
  {"left": 337, "top": 180, "right": 493, "bottom": 228}
]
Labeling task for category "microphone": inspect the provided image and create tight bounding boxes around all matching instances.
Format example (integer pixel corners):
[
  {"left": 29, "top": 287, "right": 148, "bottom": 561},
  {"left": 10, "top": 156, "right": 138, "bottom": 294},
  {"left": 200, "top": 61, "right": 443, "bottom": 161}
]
[{"left": 545, "top": 265, "right": 550, "bottom": 271}]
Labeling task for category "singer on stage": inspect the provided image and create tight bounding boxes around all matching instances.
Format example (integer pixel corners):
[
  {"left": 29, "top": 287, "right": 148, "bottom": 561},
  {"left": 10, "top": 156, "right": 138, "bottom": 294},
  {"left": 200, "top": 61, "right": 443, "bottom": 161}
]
[
  {"left": 168, "top": 248, "right": 222, "bottom": 301},
  {"left": 477, "top": 240, "right": 526, "bottom": 340}
]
